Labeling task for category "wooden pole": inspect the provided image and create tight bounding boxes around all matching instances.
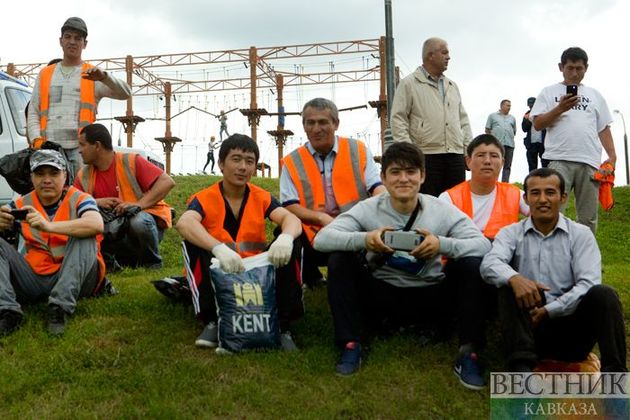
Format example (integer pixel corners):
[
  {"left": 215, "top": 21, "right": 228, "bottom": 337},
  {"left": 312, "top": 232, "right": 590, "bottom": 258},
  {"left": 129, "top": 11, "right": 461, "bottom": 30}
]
[
  {"left": 276, "top": 73, "right": 284, "bottom": 174},
  {"left": 125, "top": 55, "right": 134, "bottom": 147},
  {"left": 164, "top": 82, "right": 172, "bottom": 174},
  {"left": 378, "top": 36, "right": 387, "bottom": 152},
  {"left": 249, "top": 46, "right": 258, "bottom": 141}
]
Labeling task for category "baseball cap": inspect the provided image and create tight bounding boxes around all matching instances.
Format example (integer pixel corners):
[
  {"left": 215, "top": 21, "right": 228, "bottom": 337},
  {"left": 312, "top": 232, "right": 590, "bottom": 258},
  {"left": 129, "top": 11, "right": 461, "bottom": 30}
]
[
  {"left": 61, "top": 17, "right": 88, "bottom": 37},
  {"left": 30, "top": 150, "right": 67, "bottom": 172},
  {"left": 527, "top": 97, "right": 536, "bottom": 106}
]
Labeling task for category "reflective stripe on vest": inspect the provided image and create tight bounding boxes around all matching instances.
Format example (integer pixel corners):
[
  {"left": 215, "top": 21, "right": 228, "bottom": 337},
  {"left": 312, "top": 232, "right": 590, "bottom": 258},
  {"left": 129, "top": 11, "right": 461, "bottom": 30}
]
[
  {"left": 282, "top": 137, "right": 368, "bottom": 242},
  {"left": 446, "top": 181, "right": 521, "bottom": 239},
  {"left": 194, "top": 182, "right": 269, "bottom": 258},
  {"left": 38, "top": 62, "right": 96, "bottom": 140},
  {"left": 76, "top": 152, "right": 172, "bottom": 228}
]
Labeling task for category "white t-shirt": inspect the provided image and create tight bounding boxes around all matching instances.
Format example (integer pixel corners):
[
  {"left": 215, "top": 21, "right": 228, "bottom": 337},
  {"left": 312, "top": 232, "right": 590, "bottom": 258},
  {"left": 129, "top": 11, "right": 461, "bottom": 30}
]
[
  {"left": 530, "top": 83, "right": 612, "bottom": 169},
  {"left": 439, "top": 187, "right": 529, "bottom": 233}
]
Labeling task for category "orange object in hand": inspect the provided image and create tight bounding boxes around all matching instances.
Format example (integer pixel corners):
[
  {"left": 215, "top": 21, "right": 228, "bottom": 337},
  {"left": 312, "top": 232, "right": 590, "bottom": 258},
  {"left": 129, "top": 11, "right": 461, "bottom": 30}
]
[{"left": 593, "top": 163, "right": 615, "bottom": 211}]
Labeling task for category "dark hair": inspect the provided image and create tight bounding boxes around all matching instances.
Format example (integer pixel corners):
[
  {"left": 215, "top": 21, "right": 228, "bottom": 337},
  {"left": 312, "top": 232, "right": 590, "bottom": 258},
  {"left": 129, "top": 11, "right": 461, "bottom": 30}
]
[
  {"left": 218, "top": 134, "right": 259, "bottom": 163},
  {"left": 500, "top": 99, "right": 511, "bottom": 106},
  {"left": 302, "top": 98, "right": 339, "bottom": 124},
  {"left": 466, "top": 134, "right": 504, "bottom": 158},
  {"left": 523, "top": 167, "right": 566, "bottom": 196},
  {"left": 560, "top": 47, "right": 588, "bottom": 66},
  {"left": 381, "top": 142, "right": 425, "bottom": 174},
  {"left": 80, "top": 123, "right": 113, "bottom": 150}
]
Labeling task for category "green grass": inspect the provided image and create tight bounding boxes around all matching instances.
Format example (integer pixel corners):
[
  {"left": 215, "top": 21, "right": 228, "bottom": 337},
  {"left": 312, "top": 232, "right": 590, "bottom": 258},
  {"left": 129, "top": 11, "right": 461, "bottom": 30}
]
[{"left": 1, "top": 177, "right": 629, "bottom": 419}]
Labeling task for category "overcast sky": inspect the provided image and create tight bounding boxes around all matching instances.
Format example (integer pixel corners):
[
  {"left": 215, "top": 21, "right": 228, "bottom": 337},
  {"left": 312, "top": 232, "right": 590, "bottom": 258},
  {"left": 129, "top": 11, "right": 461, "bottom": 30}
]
[{"left": 2, "top": 0, "right": 628, "bottom": 184}]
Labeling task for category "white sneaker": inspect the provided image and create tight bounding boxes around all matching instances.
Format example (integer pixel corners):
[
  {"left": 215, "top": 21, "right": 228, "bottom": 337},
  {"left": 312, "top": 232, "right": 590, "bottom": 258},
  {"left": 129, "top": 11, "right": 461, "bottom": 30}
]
[
  {"left": 195, "top": 322, "right": 218, "bottom": 348},
  {"left": 280, "top": 331, "right": 298, "bottom": 352}
]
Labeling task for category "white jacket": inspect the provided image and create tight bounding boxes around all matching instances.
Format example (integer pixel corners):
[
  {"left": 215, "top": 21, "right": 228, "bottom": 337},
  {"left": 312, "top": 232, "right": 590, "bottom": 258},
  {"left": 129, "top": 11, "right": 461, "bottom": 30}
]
[{"left": 391, "top": 67, "right": 472, "bottom": 154}]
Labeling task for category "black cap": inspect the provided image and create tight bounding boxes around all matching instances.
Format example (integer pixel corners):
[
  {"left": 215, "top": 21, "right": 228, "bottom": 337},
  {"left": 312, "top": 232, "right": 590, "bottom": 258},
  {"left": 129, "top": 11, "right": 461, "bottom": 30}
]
[
  {"left": 527, "top": 97, "right": 536, "bottom": 106},
  {"left": 61, "top": 17, "right": 87, "bottom": 37}
]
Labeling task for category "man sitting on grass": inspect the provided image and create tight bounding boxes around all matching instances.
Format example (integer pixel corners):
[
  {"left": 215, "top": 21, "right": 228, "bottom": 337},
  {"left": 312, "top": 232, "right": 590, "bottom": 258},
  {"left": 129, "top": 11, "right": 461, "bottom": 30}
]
[
  {"left": 0, "top": 150, "right": 106, "bottom": 337},
  {"left": 313, "top": 142, "right": 492, "bottom": 390},
  {"left": 175, "top": 134, "right": 304, "bottom": 351},
  {"left": 480, "top": 168, "right": 626, "bottom": 372}
]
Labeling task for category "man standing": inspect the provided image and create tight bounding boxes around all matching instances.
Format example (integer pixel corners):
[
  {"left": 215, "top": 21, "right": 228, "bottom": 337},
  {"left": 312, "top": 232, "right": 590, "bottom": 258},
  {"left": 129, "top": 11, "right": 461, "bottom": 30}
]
[
  {"left": 485, "top": 100, "right": 516, "bottom": 182},
  {"left": 522, "top": 97, "right": 547, "bottom": 171},
  {"left": 75, "top": 123, "right": 175, "bottom": 270},
  {"left": 314, "top": 142, "right": 491, "bottom": 389},
  {"left": 440, "top": 134, "right": 529, "bottom": 240},
  {"left": 0, "top": 150, "right": 105, "bottom": 336},
  {"left": 530, "top": 47, "right": 616, "bottom": 234},
  {"left": 27, "top": 17, "right": 131, "bottom": 181},
  {"left": 391, "top": 37, "right": 473, "bottom": 196},
  {"left": 480, "top": 168, "right": 626, "bottom": 372},
  {"left": 176, "top": 134, "right": 304, "bottom": 350},
  {"left": 280, "top": 97, "right": 385, "bottom": 287}
]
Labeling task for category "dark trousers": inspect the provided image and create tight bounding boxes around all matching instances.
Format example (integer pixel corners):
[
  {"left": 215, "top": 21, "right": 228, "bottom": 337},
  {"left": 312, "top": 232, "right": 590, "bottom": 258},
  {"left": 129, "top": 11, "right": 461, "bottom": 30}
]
[
  {"left": 327, "top": 252, "right": 488, "bottom": 348},
  {"left": 202, "top": 152, "right": 215, "bottom": 172},
  {"left": 187, "top": 240, "right": 304, "bottom": 332},
  {"left": 526, "top": 143, "right": 548, "bottom": 172},
  {"left": 421, "top": 153, "right": 466, "bottom": 197},
  {"left": 501, "top": 146, "right": 514, "bottom": 183},
  {"left": 299, "top": 231, "right": 329, "bottom": 287},
  {"left": 498, "top": 284, "right": 627, "bottom": 372}
]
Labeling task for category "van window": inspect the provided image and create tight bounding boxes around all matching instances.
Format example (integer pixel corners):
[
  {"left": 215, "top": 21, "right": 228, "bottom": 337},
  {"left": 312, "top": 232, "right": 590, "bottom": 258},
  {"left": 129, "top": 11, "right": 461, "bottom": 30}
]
[{"left": 6, "top": 87, "right": 31, "bottom": 137}]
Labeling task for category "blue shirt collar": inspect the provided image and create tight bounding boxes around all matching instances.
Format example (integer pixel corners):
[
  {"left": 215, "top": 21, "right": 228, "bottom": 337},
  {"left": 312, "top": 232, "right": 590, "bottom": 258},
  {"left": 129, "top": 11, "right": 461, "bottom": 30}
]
[
  {"left": 305, "top": 136, "right": 339, "bottom": 157},
  {"left": 524, "top": 214, "right": 569, "bottom": 236},
  {"left": 420, "top": 65, "right": 444, "bottom": 83}
]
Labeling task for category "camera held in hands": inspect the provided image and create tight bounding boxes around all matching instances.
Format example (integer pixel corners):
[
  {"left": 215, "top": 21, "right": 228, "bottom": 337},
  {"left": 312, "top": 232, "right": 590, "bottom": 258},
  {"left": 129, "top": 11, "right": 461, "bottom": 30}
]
[
  {"left": 382, "top": 231, "right": 425, "bottom": 251},
  {"left": 9, "top": 209, "right": 28, "bottom": 221}
]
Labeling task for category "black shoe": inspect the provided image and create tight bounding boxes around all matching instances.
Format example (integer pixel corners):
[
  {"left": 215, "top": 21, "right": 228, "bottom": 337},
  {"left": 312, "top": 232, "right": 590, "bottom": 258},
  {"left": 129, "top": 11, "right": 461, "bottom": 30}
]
[
  {"left": 105, "top": 257, "right": 123, "bottom": 273},
  {"left": 152, "top": 276, "right": 192, "bottom": 304},
  {"left": 0, "top": 310, "right": 23, "bottom": 337},
  {"left": 47, "top": 305, "right": 68, "bottom": 336}
]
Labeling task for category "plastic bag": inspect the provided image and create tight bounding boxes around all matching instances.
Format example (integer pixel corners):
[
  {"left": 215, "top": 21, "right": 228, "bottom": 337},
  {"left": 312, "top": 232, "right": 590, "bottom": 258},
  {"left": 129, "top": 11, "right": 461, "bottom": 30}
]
[
  {"left": 0, "top": 141, "right": 68, "bottom": 194},
  {"left": 99, "top": 205, "right": 141, "bottom": 242},
  {"left": 210, "top": 252, "right": 280, "bottom": 353}
]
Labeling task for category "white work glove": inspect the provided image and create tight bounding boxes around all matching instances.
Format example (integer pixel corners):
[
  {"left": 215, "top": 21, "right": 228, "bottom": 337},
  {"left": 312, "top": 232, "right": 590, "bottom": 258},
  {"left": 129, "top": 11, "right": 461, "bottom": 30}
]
[
  {"left": 212, "top": 243, "right": 245, "bottom": 273},
  {"left": 268, "top": 233, "right": 294, "bottom": 268}
]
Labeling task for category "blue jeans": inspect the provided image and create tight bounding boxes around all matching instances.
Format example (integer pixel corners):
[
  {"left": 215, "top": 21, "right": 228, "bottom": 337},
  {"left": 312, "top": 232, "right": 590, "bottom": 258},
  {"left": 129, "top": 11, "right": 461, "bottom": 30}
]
[{"left": 102, "top": 211, "right": 164, "bottom": 268}]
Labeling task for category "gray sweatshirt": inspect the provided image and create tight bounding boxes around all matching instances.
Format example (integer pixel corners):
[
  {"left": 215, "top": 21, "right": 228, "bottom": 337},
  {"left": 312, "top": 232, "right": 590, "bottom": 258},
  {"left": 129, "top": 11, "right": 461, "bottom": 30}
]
[{"left": 313, "top": 192, "right": 491, "bottom": 288}]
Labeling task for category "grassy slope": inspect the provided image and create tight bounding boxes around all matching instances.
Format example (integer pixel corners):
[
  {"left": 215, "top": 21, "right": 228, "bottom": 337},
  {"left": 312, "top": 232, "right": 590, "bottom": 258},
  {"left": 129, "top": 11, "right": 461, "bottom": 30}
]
[{"left": 0, "top": 177, "right": 628, "bottom": 419}]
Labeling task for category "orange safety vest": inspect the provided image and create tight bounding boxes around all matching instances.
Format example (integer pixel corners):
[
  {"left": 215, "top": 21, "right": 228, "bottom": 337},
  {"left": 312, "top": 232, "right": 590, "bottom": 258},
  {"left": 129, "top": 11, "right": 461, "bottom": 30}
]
[
  {"left": 447, "top": 181, "right": 521, "bottom": 240},
  {"left": 15, "top": 186, "right": 106, "bottom": 291},
  {"left": 282, "top": 137, "right": 369, "bottom": 242},
  {"left": 193, "top": 182, "right": 269, "bottom": 258},
  {"left": 76, "top": 152, "right": 173, "bottom": 229},
  {"left": 38, "top": 62, "right": 97, "bottom": 140}
]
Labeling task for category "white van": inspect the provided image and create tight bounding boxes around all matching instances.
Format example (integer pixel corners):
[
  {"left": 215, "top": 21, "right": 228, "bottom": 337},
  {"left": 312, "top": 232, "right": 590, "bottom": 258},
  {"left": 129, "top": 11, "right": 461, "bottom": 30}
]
[
  {"left": 0, "top": 71, "right": 165, "bottom": 204},
  {"left": 0, "top": 72, "right": 30, "bottom": 204}
]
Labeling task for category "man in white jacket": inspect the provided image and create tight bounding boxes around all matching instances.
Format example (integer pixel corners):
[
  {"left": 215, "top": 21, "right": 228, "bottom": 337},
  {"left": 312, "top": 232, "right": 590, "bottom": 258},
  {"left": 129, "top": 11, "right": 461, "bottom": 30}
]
[{"left": 391, "top": 37, "right": 472, "bottom": 197}]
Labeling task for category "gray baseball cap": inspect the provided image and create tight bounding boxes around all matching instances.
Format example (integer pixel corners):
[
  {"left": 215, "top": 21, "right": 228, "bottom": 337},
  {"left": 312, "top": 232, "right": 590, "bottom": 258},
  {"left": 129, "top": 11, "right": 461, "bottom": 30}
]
[
  {"left": 61, "top": 17, "right": 88, "bottom": 37},
  {"left": 30, "top": 150, "right": 67, "bottom": 172}
]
